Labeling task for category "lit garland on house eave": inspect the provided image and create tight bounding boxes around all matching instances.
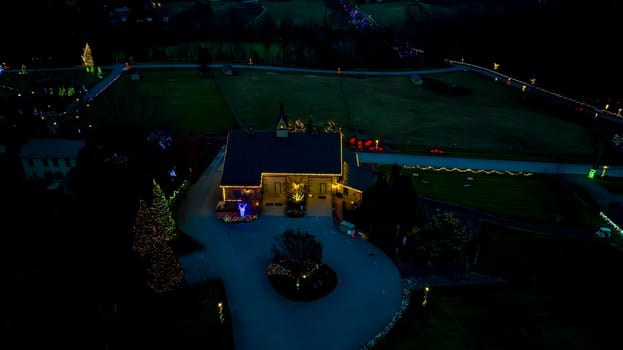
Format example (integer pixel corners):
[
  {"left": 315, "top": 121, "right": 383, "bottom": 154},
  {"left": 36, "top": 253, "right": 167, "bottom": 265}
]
[
  {"left": 260, "top": 172, "right": 342, "bottom": 177},
  {"left": 220, "top": 185, "right": 262, "bottom": 201},
  {"left": 339, "top": 184, "right": 364, "bottom": 194}
]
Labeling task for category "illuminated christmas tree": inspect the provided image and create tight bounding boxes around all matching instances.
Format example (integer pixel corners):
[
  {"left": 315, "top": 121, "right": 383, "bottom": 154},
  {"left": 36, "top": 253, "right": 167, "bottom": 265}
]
[
  {"left": 145, "top": 238, "right": 184, "bottom": 293},
  {"left": 131, "top": 198, "right": 184, "bottom": 293},
  {"left": 81, "top": 43, "right": 94, "bottom": 72},
  {"left": 131, "top": 199, "right": 156, "bottom": 257},
  {"left": 151, "top": 178, "right": 177, "bottom": 241}
]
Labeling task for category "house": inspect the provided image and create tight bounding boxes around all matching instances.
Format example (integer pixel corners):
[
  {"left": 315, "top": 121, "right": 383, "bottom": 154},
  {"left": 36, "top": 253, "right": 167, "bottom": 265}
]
[
  {"left": 219, "top": 104, "right": 376, "bottom": 216},
  {"left": 18, "top": 138, "right": 85, "bottom": 182},
  {"left": 220, "top": 105, "right": 345, "bottom": 215}
]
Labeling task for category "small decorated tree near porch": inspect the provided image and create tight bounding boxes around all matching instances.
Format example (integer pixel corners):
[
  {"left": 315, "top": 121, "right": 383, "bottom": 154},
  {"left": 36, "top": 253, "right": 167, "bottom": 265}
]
[{"left": 285, "top": 176, "right": 307, "bottom": 217}]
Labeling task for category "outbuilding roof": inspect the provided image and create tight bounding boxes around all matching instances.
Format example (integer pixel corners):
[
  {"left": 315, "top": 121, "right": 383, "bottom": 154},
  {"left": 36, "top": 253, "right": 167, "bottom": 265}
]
[{"left": 18, "top": 138, "right": 85, "bottom": 159}]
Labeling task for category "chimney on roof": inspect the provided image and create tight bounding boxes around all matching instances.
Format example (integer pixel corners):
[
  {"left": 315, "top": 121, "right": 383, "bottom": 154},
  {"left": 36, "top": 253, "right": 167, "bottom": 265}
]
[{"left": 275, "top": 103, "right": 289, "bottom": 138}]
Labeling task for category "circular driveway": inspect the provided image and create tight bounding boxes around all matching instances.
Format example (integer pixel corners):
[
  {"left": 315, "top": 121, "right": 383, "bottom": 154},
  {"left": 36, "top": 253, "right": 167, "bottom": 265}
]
[{"left": 177, "top": 147, "right": 403, "bottom": 350}]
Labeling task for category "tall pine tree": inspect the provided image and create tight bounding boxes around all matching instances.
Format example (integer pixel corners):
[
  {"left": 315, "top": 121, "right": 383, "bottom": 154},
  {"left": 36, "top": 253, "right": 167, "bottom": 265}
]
[
  {"left": 151, "top": 178, "right": 177, "bottom": 241},
  {"left": 145, "top": 241, "right": 185, "bottom": 294},
  {"left": 131, "top": 199, "right": 156, "bottom": 257},
  {"left": 131, "top": 198, "right": 184, "bottom": 293}
]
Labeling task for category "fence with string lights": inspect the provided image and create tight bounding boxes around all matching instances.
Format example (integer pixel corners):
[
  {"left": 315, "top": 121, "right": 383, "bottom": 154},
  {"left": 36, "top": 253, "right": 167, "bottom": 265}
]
[{"left": 446, "top": 59, "right": 623, "bottom": 124}]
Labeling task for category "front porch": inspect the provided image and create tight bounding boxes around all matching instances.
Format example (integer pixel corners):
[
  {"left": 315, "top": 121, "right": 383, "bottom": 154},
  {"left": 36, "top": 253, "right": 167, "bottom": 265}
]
[{"left": 260, "top": 194, "right": 333, "bottom": 217}]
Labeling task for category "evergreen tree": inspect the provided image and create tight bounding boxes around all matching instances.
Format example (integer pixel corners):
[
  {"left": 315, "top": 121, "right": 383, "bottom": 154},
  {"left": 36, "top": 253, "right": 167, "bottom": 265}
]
[
  {"left": 356, "top": 171, "right": 395, "bottom": 255},
  {"left": 151, "top": 178, "right": 177, "bottom": 241},
  {"left": 389, "top": 163, "right": 418, "bottom": 232},
  {"left": 409, "top": 212, "right": 468, "bottom": 267},
  {"left": 131, "top": 198, "right": 184, "bottom": 293},
  {"left": 145, "top": 240, "right": 185, "bottom": 294},
  {"left": 131, "top": 198, "right": 156, "bottom": 257},
  {"left": 81, "top": 42, "right": 94, "bottom": 72}
]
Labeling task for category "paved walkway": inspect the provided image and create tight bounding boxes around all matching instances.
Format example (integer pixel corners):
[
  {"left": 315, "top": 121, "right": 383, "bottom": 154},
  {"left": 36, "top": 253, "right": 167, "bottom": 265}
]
[
  {"left": 176, "top": 146, "right": 403, "bottom": 350},
  {"left": 356, "top": 152, "right": 623, "bottom": 177}
]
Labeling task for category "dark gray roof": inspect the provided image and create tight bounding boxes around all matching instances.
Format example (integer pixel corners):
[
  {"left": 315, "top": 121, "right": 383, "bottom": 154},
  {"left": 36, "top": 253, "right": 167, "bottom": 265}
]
[
  {"left": 343, "top": 162, "right": 375, "bottom": 191},
  {"left": 221, "top": 130, "right": 342, "bottom": 186},
  {"left": 18, "top": 138, "right": 85, "bottom": 158},
  {"left": 342, "top": 149, "right": 375, "bottom": 191}
]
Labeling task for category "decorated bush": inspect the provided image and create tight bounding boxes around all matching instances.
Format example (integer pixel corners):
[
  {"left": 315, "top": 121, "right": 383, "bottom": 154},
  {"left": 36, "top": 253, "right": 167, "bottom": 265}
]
[{"left": 266, "top": 229, "right": 337, "bottom": 301}]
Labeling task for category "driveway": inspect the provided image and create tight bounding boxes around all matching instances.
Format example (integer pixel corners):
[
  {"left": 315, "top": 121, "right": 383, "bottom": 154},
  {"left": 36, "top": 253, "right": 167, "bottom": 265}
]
[{"left": 176, "top": 146, "right": 403, "bottom": 350}]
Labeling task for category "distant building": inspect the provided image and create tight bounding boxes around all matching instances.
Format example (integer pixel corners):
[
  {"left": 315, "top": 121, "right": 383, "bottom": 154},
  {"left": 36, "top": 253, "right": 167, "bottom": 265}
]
[{"left": 19, "top": 138, "right": 85, "bottom": 182}]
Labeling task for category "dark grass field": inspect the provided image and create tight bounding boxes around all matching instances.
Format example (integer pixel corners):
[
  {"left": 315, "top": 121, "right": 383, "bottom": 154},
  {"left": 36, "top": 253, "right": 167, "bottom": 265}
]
[
  {"left": 216, "top": 69, "right": 596, "bottom": 157},
  {"left": 376, "top": 164, "right": 603, "bottom": 228},
  {"left": 371, "top": 222, "right": 623, "bottom": 350},
  {"left": 83, "top": 69, "right": 237, "bottom": 134},
  {"left": 8, "top": 64, "right": 603, "bottom": 164}
]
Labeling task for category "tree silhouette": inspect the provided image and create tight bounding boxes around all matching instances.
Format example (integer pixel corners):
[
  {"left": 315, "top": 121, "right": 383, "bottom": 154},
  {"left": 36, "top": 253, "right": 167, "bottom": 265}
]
[
  {"left": 356, "top": 171, "right": 394, "bottom": 254},
  {"left": 409, "top": 212, "right": 468, "bottom": 267},
  {"left": 389, "top": 163, "right": 418, "bottom": 232},
  {"left": 198, "top": 48, "right": 212, "bottom": 77},
  {"left": 590, "top": 120, "right": 612, "bottom": 169}
]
